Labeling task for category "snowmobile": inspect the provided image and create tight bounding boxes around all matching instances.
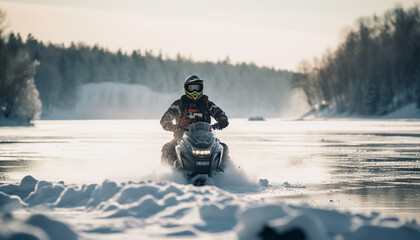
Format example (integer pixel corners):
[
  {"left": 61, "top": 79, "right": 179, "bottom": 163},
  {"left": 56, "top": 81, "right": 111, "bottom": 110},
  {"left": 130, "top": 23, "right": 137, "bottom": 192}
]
[{"left": 174, "top": 122, "right": 227, "bottom": 186}]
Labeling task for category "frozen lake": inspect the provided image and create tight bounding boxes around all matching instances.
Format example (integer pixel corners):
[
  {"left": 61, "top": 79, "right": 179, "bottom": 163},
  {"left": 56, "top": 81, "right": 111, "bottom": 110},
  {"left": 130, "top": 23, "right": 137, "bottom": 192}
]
[{"left": 0, "top": 119, "right": 419, "bottom": 239}]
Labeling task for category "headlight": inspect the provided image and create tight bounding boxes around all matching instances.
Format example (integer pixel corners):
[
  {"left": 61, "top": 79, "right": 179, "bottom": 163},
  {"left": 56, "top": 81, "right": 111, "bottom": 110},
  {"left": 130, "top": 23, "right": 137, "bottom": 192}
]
[{"left": 192, "top": 148, "right": 211, "bottom": 155}]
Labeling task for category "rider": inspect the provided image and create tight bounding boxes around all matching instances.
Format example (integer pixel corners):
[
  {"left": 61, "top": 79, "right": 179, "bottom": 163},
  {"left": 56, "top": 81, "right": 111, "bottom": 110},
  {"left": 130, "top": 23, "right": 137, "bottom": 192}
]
[{"left": 160, "top": 75, "right": 229, "bottom": 165}]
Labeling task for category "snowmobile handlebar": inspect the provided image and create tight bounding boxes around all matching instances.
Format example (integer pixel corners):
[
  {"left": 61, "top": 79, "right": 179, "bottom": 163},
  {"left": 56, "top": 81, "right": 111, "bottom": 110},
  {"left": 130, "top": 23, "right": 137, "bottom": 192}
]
[
  {"left": 178, "top": 123, "right": 220, "bottom": 131},
  {"left": 210, "top": 123, "right": 220, "bottom": 130}
]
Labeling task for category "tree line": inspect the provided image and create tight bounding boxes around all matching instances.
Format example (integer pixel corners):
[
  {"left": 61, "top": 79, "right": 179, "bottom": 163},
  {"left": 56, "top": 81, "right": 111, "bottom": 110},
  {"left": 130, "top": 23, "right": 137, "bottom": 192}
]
[
  {"left": 0, "top": 8, "right": 293, "bottom": 119},
  {"left": 29, "top": 39, "right": 292, "bottom": 116},
  {"left": 293, "top": 5, "right": 420, "bottom": 115}
]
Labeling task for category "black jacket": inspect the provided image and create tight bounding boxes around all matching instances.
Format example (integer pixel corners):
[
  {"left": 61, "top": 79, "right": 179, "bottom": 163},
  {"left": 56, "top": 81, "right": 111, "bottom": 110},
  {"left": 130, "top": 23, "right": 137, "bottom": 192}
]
[{"left": 160, "top": 95, "right": 228, "bottom": 139}]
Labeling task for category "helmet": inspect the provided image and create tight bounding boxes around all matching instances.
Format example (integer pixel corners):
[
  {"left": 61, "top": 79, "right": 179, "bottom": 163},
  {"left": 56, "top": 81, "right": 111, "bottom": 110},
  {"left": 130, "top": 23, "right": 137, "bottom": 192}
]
[{"left": 184, "top": 75, "right": 203, "bottom": 101}]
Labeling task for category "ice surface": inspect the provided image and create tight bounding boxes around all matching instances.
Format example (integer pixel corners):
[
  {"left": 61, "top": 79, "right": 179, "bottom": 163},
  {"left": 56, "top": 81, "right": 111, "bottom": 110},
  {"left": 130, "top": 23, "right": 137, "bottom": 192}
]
[
  {"left": 1, "top": 175, "right": 420, "bottom": 239},
  {"left": 1, "top": 119, "right": 420, "bottom": 239}
]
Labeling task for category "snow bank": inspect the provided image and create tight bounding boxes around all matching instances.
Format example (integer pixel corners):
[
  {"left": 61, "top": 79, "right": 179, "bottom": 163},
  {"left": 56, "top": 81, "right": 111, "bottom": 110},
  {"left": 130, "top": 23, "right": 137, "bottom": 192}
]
[
  {"left": 237, "top": 205, "right": 420, "bottom": 240},
  {"left": 0, "top": 175, "right": 37, "bottom": 199},
  {"left": 0, "top": 177, "right": 77, "bottom": 240},
  {"left": 1, "top": 176, "right": 420, "bottom": 239},
  {"left": 0, "top": 212, "right": 77, "bottom": 240}
]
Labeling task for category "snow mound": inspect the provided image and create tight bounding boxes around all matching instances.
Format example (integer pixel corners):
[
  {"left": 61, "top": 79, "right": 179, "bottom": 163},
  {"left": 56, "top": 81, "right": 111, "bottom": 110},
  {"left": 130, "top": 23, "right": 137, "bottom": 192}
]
[
  {"left": 0, "top": 175, "right": 37, "bottom": 199},
  {"left": 237, "top": 205, "right": 420, "bottom": 240},
  {"left": 1, "top": 176, "right": 420, "bottom": 239},
  {"left": 0, "top": 212, "right": 77, "bottom": 240},
  {"left": 0, "top": 192, "right": 25, "bottom": 209}
]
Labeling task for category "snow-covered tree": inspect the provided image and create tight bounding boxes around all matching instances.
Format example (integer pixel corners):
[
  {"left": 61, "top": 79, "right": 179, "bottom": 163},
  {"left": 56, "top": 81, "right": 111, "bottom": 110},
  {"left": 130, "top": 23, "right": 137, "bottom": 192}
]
[
  {"left": 0, "top": 11, "right": 42, "bottom": 123},
  {"left": 8, "top": 76, "right": 42, "bottom": 121}
]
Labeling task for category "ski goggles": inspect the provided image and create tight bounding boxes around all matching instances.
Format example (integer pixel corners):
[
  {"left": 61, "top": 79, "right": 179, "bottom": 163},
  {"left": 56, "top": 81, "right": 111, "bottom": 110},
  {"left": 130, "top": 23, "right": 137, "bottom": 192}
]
[{"left": 187, "top": 84, "right": 203, "bottom": 92}]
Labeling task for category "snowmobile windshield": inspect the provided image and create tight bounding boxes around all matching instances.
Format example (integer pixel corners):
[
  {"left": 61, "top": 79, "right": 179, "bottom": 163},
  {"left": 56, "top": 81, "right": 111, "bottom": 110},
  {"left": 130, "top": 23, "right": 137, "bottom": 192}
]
[
  {"left": 188, "top": 122, "right": 211, "bottom": 132},
  {"left": 187, "top": 84, "right": 203, "bottom": 92}
]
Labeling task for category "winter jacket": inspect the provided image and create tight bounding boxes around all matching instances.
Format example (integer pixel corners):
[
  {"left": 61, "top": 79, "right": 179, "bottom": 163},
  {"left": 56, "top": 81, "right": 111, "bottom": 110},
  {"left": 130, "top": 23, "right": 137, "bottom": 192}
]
[{"left": 160, "top": 95, "right": 228, "bottom": 139}]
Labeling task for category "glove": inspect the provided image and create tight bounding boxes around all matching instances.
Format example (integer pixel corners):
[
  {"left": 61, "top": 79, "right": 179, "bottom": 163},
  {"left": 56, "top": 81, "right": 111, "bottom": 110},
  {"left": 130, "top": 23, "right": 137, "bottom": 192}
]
[{"left": 217, "top": 116, "right": 229, "bottom": 129}]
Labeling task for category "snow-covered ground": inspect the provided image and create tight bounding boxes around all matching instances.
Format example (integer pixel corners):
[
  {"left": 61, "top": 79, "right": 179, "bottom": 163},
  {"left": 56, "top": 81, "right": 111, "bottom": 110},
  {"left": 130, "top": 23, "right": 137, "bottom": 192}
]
[
  {"left": 1, "top": 175, "right": 419, "bottom": 240},
  {"left": 1, "top": 119, "right": 420, "bottom": 239}
]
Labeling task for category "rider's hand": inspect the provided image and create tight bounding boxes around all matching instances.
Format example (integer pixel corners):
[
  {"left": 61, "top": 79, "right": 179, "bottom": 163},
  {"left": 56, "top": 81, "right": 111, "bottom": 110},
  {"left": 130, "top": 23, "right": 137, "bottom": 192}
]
[{"left": 217, "top": 116, "right": 229, "bottom": 129}]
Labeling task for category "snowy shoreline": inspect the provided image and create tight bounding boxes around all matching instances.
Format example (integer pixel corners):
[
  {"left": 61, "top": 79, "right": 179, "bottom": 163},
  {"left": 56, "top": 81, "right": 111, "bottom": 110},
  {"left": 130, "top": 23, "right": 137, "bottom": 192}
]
[
  {"left": 2, "top": 103, "right": 419, "bottom": 125},
  {"left": 0, "top": 119, "right": 34, "bottom": 127},
  {"left": 299, "top": 103, "right": 420, "bottom": 120},
  {"left": 1, "top": 175, "right": 419, "bottom": 240}
]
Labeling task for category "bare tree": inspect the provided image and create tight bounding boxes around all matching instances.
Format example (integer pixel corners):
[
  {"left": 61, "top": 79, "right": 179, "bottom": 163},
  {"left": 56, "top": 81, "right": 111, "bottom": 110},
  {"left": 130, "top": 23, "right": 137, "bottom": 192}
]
[{"left": 0, "top": 9, "right": 8, "bottom": 37}]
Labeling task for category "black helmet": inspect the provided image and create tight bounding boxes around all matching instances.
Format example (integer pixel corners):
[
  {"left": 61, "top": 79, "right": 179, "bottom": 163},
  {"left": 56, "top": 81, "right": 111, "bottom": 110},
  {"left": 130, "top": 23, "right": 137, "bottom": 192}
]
[{"left": 184, "top": 75, "right": 203, "bottom": 101}]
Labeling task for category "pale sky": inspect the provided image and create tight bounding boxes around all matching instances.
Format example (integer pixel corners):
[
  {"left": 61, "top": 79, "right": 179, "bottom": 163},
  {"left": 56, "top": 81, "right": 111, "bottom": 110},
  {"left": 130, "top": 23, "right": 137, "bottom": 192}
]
[{"left": 0, "top": 0, "right": 418, "bottom": 70}]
